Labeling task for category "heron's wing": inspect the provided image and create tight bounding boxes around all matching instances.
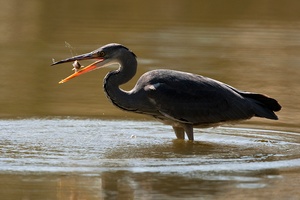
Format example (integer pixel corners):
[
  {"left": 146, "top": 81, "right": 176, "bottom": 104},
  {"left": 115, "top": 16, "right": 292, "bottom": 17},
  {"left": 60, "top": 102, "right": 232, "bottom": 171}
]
[{"left": 144, "top": 75, "right": 253, "bottom": 124}]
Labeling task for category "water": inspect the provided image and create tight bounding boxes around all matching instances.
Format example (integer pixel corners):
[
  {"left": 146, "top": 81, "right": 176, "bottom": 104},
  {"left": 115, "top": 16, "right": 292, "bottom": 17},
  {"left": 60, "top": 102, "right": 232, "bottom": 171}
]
[
  {"left": 0, "top": 0, "right": 300, "bottom": 199},
  {"left": 0, "top": 119, "right": 299, "bottom": 199}
]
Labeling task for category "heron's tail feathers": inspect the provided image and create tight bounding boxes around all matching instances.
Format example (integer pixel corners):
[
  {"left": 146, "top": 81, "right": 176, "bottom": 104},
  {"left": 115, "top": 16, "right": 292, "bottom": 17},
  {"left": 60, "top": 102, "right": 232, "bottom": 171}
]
[{"left": 242, "top": 93, "right": 281, "bottom": 120}]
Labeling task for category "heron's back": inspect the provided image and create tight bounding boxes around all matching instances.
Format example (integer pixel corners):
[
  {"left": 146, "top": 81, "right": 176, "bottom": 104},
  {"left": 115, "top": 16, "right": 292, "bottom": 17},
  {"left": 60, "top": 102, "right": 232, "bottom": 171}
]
[{"left": 135, "top": 69, "right": 281, "bottom": 125}]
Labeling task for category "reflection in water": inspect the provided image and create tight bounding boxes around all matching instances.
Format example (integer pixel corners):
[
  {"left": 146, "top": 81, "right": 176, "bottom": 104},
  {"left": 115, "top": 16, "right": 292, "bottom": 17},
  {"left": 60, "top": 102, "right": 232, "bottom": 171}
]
[
  {"left": 0, "top": 119, "right": 299, "bottom": 199},
  {"left": 100, "top": 171, "right": 223, "bottom": 199},
  {"left": 1, "top": 169, "right": 298, "bottom": 199}
]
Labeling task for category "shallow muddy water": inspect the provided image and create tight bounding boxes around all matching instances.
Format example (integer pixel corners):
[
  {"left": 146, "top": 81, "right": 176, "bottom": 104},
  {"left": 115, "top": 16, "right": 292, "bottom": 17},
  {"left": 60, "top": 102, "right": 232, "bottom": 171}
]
[
  {"left": 0, "top": 0, "right": 300, "bottom": 199},
  {"left": 0, "top": 119, "right": 299, "bottom": 199}
]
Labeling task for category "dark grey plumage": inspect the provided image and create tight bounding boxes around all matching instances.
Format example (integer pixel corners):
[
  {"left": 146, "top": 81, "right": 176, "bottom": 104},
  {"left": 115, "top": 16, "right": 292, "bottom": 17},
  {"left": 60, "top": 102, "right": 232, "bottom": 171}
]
[{"left": 52, "top": 43, "right": 281, "bottom": 140}]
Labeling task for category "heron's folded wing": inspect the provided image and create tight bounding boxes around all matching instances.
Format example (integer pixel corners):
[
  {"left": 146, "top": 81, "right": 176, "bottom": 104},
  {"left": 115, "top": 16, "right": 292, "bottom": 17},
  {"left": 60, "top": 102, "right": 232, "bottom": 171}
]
[{"left": 145, "top": 80, "right": 253, "bottom": 124}]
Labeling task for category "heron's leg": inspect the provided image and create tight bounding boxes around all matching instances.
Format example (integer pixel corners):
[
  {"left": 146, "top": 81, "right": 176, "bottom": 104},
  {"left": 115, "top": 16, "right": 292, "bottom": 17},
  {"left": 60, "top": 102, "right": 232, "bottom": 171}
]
[
  {"left": 184, "top": 124, "right": 194, "bottom": 141},
  {"left": 172, "top": 126, "right": 185, "bottom": 139}
]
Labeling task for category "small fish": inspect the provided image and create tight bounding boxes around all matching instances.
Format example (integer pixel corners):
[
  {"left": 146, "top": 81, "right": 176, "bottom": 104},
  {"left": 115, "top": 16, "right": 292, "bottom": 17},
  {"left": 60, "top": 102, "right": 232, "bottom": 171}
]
[{"left": 72, "top": 60, "right": 82, "bottom": 72}]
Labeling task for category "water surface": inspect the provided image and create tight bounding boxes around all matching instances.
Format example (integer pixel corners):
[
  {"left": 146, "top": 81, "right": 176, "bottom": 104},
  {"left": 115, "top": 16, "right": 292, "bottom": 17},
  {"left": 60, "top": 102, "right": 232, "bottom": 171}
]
[{"left": 0, "top": 119, "right": 300, "bottom": 199}]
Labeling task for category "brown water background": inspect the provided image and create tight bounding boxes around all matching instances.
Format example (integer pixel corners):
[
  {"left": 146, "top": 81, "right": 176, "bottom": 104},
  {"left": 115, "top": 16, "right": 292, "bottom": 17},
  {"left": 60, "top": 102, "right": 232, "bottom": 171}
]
[{"left": 0, "top": 0, "right": 300, "bottom": 199}]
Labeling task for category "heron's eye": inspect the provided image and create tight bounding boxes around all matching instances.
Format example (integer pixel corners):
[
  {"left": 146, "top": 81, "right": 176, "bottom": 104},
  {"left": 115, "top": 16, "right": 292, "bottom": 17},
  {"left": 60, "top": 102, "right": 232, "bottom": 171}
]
[{"left": 98, "top": 51, "right": 105, "bottom": 57}]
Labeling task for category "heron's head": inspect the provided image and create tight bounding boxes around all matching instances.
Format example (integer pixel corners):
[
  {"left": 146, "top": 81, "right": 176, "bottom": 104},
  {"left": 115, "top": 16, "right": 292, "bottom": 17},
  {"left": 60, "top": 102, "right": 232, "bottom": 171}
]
[{"left": 51, "top": 43, "right": 136, "bottom": 83}]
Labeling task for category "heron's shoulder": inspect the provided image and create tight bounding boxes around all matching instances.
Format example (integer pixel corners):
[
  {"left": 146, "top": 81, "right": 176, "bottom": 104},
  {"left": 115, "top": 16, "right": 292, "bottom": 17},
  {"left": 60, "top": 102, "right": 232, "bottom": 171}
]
[
  {"left": 141, "top": 69, "right": 221, "bottom": 86},
  {"left": 139, "top": 69, "right": 239, "bottom": 96},
  {"left": 141, "top": 69, "right": 201, "bottom": 80}
]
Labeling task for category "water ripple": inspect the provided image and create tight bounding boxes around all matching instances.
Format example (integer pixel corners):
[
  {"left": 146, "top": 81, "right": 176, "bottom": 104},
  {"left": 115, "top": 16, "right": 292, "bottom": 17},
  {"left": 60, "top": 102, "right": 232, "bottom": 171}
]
[{"left": 0, "top": 118, "right": 299, "bottom": 175}]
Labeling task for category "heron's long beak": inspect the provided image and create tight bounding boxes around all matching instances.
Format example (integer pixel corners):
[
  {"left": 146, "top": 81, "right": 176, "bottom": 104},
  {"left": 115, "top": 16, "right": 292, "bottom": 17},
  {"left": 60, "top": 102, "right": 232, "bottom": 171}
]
[
  {"left": 58, "top": 59, "right": 103, "bottom": 84},
  {"left": 52, "top": 51, "right": 104, "bottom": 84},
  {"left": 51, "top": 51, "right": 99, "bottom": 66}
]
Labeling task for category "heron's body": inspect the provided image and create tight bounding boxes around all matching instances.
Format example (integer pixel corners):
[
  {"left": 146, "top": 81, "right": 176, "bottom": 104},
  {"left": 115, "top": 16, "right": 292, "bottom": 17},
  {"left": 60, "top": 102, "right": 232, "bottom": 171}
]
[{"left": 52, "top": 43, "right": 281, "bottom": 140}]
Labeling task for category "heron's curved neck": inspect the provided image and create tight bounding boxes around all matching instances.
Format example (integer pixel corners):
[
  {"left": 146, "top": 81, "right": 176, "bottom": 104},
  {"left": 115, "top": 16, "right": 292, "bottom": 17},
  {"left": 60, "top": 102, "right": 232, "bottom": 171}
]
[{"left": 103, "top": 56, "right": 137, "bottom": 111}]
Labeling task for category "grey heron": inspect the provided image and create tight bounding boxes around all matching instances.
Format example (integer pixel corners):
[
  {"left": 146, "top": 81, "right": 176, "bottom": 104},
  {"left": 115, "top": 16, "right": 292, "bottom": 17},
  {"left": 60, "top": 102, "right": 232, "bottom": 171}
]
[{"left": 52, "top": 43, "right": 281, "bottom": 140}]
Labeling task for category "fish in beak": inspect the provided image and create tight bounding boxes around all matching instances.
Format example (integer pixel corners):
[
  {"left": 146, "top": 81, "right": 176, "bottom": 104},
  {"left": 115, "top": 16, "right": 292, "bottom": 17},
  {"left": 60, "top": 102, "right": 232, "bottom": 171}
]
[{"left": 51, "top": 50, "right": 105, "bottom": 84}]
